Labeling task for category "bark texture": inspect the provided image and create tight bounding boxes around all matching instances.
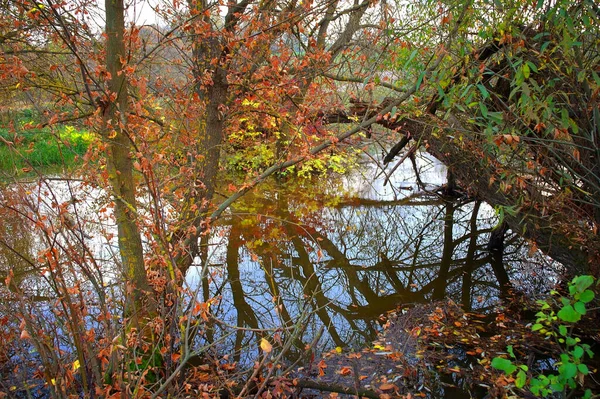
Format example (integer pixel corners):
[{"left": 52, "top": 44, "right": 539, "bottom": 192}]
[{"left": 104, "top": 0, "right": 151, "bottom": 313}]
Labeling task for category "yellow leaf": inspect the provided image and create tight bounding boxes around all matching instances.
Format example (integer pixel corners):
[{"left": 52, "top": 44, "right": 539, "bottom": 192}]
[
  {"left": 73, "top": 359, "right": 80, "bottom": 371},
  {"left": 335, "top": 346, "right": 342, "bottom": 354},
  {"left": 260, "top": 338, "right": 272, "bottom": 353},
  {"left": 50, "top": 379, "right": 56, "bottom": 386}
]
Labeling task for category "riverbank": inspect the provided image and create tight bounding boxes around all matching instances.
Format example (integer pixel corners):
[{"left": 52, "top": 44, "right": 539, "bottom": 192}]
[{"left": 0, "top": 110, "right": 92, "bottom": 177}]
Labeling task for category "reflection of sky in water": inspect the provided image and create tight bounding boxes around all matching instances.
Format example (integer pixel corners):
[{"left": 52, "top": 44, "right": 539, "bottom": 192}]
[
  {"left": 342, "top": 151, "right": 447, "bottom": 200},
  {"left": 184, "top": 153, "right": 561, "bottom": 359}
]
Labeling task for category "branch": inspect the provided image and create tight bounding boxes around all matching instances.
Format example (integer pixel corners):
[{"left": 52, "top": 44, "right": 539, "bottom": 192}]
[{"left": 323, "top": 72, "right": 407, "bottom": 94}]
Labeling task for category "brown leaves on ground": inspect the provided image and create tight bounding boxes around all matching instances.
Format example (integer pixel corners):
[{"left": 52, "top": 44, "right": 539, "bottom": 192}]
[{"left": 298, "top": 298, "right": 564, "bottom": 398}]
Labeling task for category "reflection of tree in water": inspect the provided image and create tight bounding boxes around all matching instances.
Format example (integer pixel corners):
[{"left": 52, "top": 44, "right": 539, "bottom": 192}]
[
  {"left": 195, "top": 179, "right": 558, "bottom": 360},
  {"left": 0, "top": 189, "right": 40, "bottom": 298}
]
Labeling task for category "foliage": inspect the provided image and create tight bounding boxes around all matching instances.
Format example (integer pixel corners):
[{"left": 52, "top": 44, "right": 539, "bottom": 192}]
[
  {"left": 492, "top": 275, "right": 596, "bottom": 398},
  {"left": 429, "top": 0, "right": 600, "bottom": 255},
  {"left": 0, "top": 113, "right": 92, "bottom": 173}
]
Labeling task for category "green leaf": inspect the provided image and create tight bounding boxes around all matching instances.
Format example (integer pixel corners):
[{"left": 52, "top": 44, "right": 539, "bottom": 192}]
[
  {"left": 574, "top": 301, "right": 586, "bottom": 315},
  {"left": 573, "top": 346, "right": 584, "bottom": 359},
  {"left": 479, "top": 102, "right": 488, "bottom": 118},
  {"left": 491, "top": 357, "right": 517, "bottom": 374},
  {"left": 477, "top": 84, "right": 490, "bottom": 99},
  {"left": 566, "top": 336, "right": 579, "bottom": 346},
  {"left": 557, "top": 305, "right": 581, "bottom": 322},
  {"left": 559, "top": 362, "right": 577, "bottom": 380},
  {"left": 526, "top": 61, "right": 538, "bottom": 73},
  {"left": 522, "top": 64, "right": 530, "bottom": 79},
  {"left": 550, "top": 382, "right": 565, "bottom": 392},
  {"left": 507, "top": 345, "right": 515, "bottom": 358},
  {"left": 404, "top": 49, "right": 418, "bottom": 68},
  {"left": 532, "top": 323, "right": 544, "bottom": 332},
  {"left": 592, "top": 71, "right": 600, "bottom": 87},
  {"left": 415, "top": 71, "right": 425, "bottom": 90},
  {"left": 558, "top": 325, "right": 568, "bottom": 336},
  {"left": 541, "top": 41, "right": 551, "bottom": 52},
  {"left": 579, "top": 290, "right": 594, "bottom": 303},
  {"left": 516, "top": 370, "right": 527, "bottom": 388},
  {"left": 573, "top": 275, "right": 594, "bottom": 293},
  {"left": 488, "top": 111, "right": 503, "bottom": 124}
]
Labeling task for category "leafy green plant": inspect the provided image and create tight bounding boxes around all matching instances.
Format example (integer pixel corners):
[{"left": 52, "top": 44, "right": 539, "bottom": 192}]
[{"left": 492, "top": 275, "right": 596, "bottom": 398}]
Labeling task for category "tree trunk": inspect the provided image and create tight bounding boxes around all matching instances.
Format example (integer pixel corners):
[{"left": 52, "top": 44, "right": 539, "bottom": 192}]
[{"left": 104, "top": 0, "right": 152, "bottom": 316}]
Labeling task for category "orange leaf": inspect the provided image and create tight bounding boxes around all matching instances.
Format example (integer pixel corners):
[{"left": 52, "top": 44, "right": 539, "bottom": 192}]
[
  {"left": 379, "top": 383, "right": 396, "bottom": 390},
  {"left": 338, "top": 366, "right": 352, "bottom": 376}
]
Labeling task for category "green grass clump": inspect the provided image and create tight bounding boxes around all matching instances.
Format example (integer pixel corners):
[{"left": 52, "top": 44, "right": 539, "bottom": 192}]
[{"left": 0, "top": 110, "right": 92, "bottom": 174}]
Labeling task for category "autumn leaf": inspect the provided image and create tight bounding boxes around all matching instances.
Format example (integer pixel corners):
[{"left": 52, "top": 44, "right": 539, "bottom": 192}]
[
  {"left": 338, "top": 366, "right": 352, "bottom": 376},
  {"left": 20, "top": 329, "right": 31, "bottom": 340},
  {"left": 379, "top": 383, "right": 397, "bottom": 390},
  {"left": 260, "top": 338, "right": 272, "bottom": 353},
  {"left": 318, "top": 359, "right": 327, "bottom": 376}
]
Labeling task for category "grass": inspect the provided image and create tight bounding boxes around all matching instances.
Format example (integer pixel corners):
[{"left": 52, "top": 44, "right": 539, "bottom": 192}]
[{"left": 0, "top": 109, "right": 92, "bottom": 175}]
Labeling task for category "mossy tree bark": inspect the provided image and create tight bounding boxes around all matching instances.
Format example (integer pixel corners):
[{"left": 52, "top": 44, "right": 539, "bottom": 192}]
[{"left": 104, "top": 0, "right": 152, "bottom": 318}]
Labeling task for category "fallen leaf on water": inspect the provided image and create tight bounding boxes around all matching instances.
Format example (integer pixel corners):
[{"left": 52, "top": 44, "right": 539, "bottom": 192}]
[{"left": 379, "top": 383, "right": 396, "bottom": 390}]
